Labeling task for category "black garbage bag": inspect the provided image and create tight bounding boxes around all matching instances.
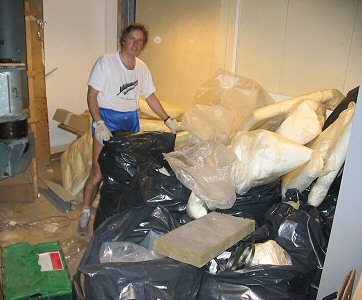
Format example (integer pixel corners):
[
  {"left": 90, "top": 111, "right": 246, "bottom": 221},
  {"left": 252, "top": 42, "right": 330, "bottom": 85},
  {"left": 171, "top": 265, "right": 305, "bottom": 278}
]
[
  {"left": 216, "top": 179, "right": 282, "bottom": 227},
  {"left": 94, "top": 131, "right": 191, "bottom": 229},
  {"left": 264, "top": 201, "right": 327, "bottom": 275},
  {"left": 74, "top": 206, "right": 202, "bottom": 300},
  {"left": 137, "top": 166, "right": 192, "bottom": 224},
  {"left": 323, "top": 86, "right": 359, "bottom": 130},
  {"left": 198, "top": 266, "right": 309, "bottom": 300},
  {"left": 198, "top": 223, "right": 310, "bottom": 300}
]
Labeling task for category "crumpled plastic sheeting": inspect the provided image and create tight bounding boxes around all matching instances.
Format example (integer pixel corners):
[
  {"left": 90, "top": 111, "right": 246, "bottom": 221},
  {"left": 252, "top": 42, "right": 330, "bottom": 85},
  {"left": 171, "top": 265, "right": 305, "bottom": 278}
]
[
  {"left": 281, "top": 102, "right": 356, "bottom": 197},
  {"left": 164, "top": 141, "right": 237, "bottom": 210},
  {"left": 181, "top": 104, "right": 235, "bottom": 144},
  {"left": 190, "top": 69, "right": 275, "bottom": 141},
  {"left": 174, "top": 131, "right": 202, "bottom": 151},
  {"left": 230, "top": 130, "right": 313, "bottom": 194},
  {"left": 61, "top": 129, "right": 92, "bottom": 195},
  {"left": 99, "top": 241, "right": 163, "bottom": 263},
  {"left": 240, "top": 89, "right": 344, "bottom": 131}
]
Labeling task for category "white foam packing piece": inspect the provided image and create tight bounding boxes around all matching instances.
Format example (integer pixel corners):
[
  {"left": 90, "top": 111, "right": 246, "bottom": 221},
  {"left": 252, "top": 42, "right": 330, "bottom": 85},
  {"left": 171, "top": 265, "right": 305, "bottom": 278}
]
[
  {"left": 276, "top": 99, "right": 325, "bottom": 145},
  {"left": 308, "top": 119, "right": 354, "bottom": 207},
  {"left": 186, "top": 191, "right": 209, "bottom": 219},
  {"left": 240, "top": 89, "right": 344, "bottom": 131},
  {"left": 230, "top": 129, "right": 313, "bottom": 194},
  {"left": 281, "top": 102, "right": 356, "bottom": 196}
]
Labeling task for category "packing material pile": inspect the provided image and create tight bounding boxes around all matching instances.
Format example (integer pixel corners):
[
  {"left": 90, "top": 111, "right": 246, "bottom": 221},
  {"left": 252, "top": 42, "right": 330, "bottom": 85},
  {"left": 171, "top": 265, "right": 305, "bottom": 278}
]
[{"left": 61, "top": 70, "right": 358, "bottom": 299}]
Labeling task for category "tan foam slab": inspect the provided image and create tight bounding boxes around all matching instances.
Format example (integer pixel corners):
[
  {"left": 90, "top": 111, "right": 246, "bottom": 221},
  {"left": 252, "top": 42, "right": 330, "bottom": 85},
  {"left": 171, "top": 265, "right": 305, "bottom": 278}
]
[{"left": 154, "top": 212, "right": 255, "bottom": 268}]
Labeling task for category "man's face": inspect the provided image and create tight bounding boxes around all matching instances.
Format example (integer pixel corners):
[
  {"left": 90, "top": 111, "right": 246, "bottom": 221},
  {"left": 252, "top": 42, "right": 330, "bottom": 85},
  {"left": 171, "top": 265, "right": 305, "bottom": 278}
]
[{"left": 122, "top": 29, "right": 145, "bottom": 57}]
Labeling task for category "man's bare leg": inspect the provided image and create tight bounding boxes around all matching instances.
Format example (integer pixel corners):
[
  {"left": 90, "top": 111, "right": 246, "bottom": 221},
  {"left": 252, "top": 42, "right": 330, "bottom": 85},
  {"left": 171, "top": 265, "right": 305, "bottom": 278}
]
[{"left": 78, "top": 138, "right": 103, "bottom": 235}]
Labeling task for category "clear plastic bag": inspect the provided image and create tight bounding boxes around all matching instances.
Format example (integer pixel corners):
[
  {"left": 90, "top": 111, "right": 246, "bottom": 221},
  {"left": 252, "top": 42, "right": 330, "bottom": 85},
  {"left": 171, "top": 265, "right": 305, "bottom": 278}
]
[
  {"left": 164, "top": 141, "right": 236, "bottom": 210},
  {"left": 99, "top": 241, "right": 164, "bottom": 263},
  {"left": 190, "top": 69, "right": 275, "bottom": 142},
  {"left": 181, "top": 104, "right": 235, "bottom": 144}
]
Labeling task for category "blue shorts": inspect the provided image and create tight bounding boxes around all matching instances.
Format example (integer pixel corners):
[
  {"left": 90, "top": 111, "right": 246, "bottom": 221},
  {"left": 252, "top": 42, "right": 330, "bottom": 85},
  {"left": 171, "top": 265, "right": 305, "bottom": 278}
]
[{"left": 92, "top": 108, "right": 140, "bottom": 134}]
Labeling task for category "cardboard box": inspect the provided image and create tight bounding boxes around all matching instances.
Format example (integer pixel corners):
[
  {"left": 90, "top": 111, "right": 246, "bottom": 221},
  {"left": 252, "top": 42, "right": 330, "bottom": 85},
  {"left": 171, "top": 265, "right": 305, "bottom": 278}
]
[
  {"left": 0, "top": 159, "right": 38, "bottom": 203},
  {"left": 53, "top": 109, "right": 90, "bottom": 135}
]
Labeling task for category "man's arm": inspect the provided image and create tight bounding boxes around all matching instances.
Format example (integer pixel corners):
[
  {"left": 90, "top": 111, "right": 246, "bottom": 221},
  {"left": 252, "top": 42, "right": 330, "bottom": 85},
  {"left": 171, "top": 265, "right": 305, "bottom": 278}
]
[
  {"left": 145, "top": 93, "right": 169, "bottom": 121},
  {"left": 87, "top": 85, "right": 112, "bottom": 144},
  {"left": 145, "top": 93, "right": 183, "bottom": 133},
  {"left": 87, "top": 85, "right": 102, "bottom": 121}
]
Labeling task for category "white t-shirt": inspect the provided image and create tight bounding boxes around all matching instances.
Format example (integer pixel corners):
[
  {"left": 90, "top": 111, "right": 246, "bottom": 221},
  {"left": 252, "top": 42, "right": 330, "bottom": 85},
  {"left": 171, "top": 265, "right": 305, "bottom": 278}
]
[{"left": 88, "top": 52, "right": 156, "bottom": 112}]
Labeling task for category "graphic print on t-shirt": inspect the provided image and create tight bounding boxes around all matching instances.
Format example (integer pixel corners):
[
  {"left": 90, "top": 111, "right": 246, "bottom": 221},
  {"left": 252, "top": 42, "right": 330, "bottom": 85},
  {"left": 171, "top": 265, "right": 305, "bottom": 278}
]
[{"left": 117, "top": 80, "right": 138, "bottom": 101}]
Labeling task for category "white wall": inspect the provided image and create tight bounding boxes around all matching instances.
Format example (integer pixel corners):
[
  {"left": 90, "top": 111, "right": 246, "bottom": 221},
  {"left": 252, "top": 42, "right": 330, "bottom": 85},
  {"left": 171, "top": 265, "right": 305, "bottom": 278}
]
[
  {"left": 235, "top": 0, "right": 362, "bottom": 96},
  {"left": 136, "top": 0, "right": 225, "bottom": 109},
  {"left": 137, "top": 0, "right": 362, "bottom": 106},
  {"left": 43, "top": 0, "right": 117, "bottom": 151}
]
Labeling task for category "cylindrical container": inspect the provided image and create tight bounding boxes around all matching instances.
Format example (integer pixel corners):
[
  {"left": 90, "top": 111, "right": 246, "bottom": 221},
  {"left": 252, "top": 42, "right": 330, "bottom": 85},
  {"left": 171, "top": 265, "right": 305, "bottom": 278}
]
[
  {"left": 0, "top": 65, "right": 26, "bottom": 117},
  {"left": 0, "top": 114, "right": 28, "bottom": 140}
]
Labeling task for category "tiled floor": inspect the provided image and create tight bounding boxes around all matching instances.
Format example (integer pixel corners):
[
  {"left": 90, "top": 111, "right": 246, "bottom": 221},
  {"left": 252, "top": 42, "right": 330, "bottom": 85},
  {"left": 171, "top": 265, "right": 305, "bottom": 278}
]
[{"left": 0, "top": 156, "right": 94, "bottom": 277}]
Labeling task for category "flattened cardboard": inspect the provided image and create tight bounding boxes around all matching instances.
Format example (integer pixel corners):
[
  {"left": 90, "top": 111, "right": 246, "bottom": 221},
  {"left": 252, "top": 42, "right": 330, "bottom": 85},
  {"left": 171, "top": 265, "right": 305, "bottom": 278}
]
[{"left": 53, "top": 109, "right": 90, "bottom": 134}]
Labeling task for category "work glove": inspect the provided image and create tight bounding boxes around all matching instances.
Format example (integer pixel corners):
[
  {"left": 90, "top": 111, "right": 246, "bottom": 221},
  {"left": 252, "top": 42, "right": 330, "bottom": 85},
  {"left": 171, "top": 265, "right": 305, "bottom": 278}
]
[
  {"left": 93, "top": 120, "right": 113, "bottom": 145},
  {"left": 164, "top": 116, "right": 183, "bottom": 134}
]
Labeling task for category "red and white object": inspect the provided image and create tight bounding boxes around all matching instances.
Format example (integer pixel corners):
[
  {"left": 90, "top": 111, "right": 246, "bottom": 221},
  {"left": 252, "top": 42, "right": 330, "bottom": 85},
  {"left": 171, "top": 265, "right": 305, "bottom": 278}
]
[{"left": 38, "top": 252, "right": 64, "bottom": 272}]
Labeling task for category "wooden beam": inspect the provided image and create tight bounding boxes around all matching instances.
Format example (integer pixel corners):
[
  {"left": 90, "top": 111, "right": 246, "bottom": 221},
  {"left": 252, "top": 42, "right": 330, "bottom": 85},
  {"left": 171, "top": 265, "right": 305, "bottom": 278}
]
[{"left": 24, "top": 0, "right": 50, "bottom": 171}]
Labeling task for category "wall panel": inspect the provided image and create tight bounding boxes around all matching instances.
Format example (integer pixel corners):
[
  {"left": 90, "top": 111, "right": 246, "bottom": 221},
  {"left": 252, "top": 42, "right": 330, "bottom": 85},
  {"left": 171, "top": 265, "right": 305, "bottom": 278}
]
[
  {"left": 136, "top": 0, "right": 223, "bottom": 108},
  {"left": 137, "top": 0, "right": 361, "bottom": 103},
  {"left": 280, "top": 0, "right": 359, "bottom": 96},
  {"left": 236, "top": 0, "right": 288, "bottom": 93},
  {"left": 44, "top": 0, "right": 117, "bottom": 150}
]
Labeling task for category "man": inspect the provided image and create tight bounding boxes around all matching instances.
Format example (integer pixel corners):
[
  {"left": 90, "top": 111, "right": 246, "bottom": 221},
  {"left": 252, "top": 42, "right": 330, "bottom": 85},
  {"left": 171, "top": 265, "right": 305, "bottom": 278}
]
[{"left": 78, "top": 23, "right": 181, "bottom": 235}]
